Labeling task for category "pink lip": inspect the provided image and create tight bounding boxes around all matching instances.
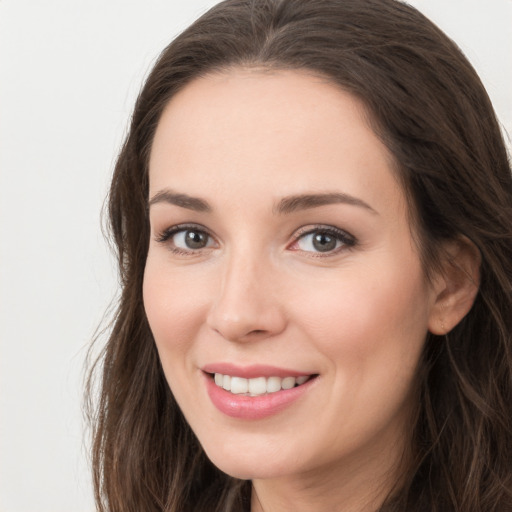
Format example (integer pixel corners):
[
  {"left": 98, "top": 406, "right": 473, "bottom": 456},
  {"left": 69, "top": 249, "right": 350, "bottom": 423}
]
[
  {"left": 202, "top": 371, "right": 317, "bottom": 420},
  {"left": 201, "top": 362, "right": 312, "bottom": 379}
]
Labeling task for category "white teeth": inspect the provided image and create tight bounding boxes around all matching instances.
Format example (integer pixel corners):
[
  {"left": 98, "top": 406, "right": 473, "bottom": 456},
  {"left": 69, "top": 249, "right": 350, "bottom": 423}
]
[
  {"left": 213, "top": 373, "right": 311, "bottom": 396},
  {"left": 281, "top": 376, "right": 296, "bottom": 390},
  {"left": 222, "top": 374, "right": 231, "bottom": 391},
  {"left": 230, "top": 376, "right": 248, "bottom": 394},
  {"left": 266, "top": 376, "right": 281, "bottom": 393},
  {"left": 248, "top": 377, "right": 267, "bottom": 395}
]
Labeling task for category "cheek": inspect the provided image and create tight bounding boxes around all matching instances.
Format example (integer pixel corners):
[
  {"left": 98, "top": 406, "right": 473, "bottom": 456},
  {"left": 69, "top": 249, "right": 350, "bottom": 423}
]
[
  {"left": 143, "top": 259, "right": 210, "bottom": 356},
  {"left": 288, "top": 265, "right": 430, "bottom": 454},
  {"left": 296, "top": 268, "right": 428, "bottom": 338},
  {"left": 142, "top": 259, "right": 215, "bottom": 418},
  {"left": 290, "top": 260, "right": 431, "bottom": 393}
]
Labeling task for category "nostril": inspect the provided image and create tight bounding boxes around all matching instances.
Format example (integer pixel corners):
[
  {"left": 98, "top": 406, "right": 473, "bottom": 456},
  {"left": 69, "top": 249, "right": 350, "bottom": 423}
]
[{"left": 207, "top": 298, "right": 287, "bottom": 342}]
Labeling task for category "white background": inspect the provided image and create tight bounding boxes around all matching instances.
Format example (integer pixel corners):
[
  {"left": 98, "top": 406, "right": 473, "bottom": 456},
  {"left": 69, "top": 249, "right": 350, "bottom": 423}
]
[{"left": 0, "top": 1, "right": 510, "bottom": 511}]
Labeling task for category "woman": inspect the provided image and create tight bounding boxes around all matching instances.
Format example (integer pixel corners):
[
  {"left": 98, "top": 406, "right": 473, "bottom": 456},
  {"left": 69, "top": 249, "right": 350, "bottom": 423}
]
[{"left": 87, "top": 0, "right": 512, "bottom": 510}]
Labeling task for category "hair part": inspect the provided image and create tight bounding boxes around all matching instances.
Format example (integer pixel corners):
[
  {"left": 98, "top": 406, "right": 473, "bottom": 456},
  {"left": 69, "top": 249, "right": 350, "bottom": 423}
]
[{"left": 87, "top": 1, "right": 512, "bottom": 510}]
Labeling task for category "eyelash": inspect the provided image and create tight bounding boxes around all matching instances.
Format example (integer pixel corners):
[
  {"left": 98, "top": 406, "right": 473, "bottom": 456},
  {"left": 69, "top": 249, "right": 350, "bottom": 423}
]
[
  {"left": 154, "top": 223, "right": 357, "bottom": 256},
  {"left": 290, "top": 225, "right": 356, "bottom": 256},
  {"left": 155, "top": 223, "right": 215, "bottom": 256}
]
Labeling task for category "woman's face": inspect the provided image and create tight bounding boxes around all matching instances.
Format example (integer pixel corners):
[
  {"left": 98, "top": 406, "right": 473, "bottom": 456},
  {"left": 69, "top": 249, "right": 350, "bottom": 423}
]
[{"left": 144, "top": 69, "right": 440, "bottom": 483}]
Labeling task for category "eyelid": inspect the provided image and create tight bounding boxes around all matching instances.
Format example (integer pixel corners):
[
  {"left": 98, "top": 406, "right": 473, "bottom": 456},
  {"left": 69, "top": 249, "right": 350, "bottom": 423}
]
[
  {"left": 154, "top": 223, "right": 217, "bottom": 250},
  {"left": 153, "top": 222, "right": 356, "bottom": 256},
  {"left": 288, "top": 224, "right": 356, "bottom": 254}
]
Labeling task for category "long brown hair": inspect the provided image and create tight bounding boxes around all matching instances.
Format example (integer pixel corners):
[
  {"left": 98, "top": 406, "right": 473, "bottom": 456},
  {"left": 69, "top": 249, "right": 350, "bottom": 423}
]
[{"left": 86, "top": 1, "right": 512, "bottom": 510}]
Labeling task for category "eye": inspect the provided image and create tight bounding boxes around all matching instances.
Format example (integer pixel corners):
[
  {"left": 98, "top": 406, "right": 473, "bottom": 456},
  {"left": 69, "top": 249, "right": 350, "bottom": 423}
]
[
  {"left": 156, "top": 225, "right": 216, "bottom": 253},
  {"left": 174, "top": 229, "right": 212, "bottom": 249},
  {"left": 291, "top": 226, "right": 355, "bottom": 254}
]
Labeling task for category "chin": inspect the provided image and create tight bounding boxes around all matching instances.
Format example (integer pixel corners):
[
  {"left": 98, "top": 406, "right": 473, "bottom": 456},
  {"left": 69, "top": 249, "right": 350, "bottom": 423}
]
[
  {"left": 200, "top": 437, "right": 310, "bottom": 481},
  {"left": 209, "top": 458, "right": 287, "bottom": 481}
]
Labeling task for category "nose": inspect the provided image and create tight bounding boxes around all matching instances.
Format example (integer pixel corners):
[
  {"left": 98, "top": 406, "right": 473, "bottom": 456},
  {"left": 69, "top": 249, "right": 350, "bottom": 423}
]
[{"left": 206, "top": 253, "right": 287, "bottom": 342}]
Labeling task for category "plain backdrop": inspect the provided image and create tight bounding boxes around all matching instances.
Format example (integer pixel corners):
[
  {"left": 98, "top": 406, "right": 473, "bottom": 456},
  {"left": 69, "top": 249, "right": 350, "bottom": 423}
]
[{"left": 0, "top": 1, "right": 510, "bottom": 511}]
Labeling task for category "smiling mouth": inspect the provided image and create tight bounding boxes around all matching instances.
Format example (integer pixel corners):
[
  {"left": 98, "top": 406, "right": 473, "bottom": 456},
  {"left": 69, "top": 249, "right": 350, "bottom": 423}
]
[{"left": 210, "top": 372, "right": 316, "bottom": 396}]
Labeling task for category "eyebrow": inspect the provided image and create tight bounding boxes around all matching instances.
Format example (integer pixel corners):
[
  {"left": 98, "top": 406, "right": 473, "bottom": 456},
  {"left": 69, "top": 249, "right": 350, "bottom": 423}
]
[
  {"left": 148, "top": 189, "right": 377, "bottom": 215},
  {"left": 274, "top": 192, "right": 378, "bottom": 215},
  {"left": 148, "top": 189, "right": 211, "bottom": 212}
]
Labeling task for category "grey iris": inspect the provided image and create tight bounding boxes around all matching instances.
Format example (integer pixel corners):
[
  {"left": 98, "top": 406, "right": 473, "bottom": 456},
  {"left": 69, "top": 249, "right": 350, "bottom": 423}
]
[
  {"left": 185, "top": 230, "right": 208, "bottom": 249},
  {"left": 313, "top": 232, "right": 337, "bottom": 252}
]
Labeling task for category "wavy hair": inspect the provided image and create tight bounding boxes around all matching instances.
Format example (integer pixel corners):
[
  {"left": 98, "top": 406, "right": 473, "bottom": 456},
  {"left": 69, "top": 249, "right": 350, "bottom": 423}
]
[{"left": 87, "top": 1, "right": 512, "bottom": 510}]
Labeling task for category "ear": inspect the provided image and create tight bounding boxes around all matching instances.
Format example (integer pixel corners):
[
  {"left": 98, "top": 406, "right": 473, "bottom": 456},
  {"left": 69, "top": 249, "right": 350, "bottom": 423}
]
[{"left": 428, "top": 236, "right": 481, "bottom": 335}]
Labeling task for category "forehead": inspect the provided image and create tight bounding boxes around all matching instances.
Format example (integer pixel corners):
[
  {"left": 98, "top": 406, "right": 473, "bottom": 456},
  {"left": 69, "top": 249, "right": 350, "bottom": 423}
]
[{"left": 148, "top": 68, "right": 405, "bottom": 219}]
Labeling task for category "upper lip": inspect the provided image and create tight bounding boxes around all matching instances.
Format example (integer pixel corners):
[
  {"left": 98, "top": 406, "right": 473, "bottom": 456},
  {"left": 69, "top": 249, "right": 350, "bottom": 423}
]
[{"left": 201, "top": 363, "right": 314, "bottom": 379}]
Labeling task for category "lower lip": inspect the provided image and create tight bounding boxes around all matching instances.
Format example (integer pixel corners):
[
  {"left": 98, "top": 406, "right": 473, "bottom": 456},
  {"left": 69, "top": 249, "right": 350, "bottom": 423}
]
[{"left": 204, "top": 373, "right": 316, "bottom": 420}]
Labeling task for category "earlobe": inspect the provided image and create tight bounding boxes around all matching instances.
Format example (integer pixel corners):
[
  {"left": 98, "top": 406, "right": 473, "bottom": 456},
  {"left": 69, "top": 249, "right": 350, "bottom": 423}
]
[{"left": 428, "top": 236, "right": 481, "bottom": 335}]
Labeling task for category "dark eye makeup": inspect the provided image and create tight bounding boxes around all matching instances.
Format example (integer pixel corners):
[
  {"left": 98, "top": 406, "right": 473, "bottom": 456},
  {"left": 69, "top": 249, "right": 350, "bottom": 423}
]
[
  {"left": 289, "top": 226, "right": 356, "bottom": 254},
  {"left": 154, "top": 223, "right": 356, "bottom": 256},
  {"left": 155, "top": 224, "right": 214, "bottom": 254}
]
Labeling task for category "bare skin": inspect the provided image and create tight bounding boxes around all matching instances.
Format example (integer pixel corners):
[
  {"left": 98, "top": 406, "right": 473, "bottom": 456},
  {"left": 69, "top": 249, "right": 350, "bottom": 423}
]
[{"left": 144, "top": 68, "right": 478, "bottom": 511}]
